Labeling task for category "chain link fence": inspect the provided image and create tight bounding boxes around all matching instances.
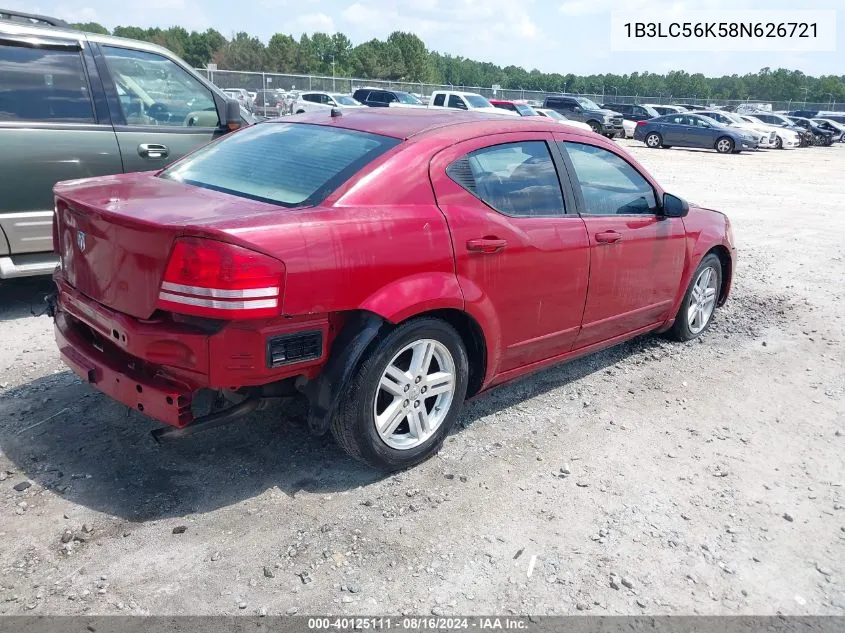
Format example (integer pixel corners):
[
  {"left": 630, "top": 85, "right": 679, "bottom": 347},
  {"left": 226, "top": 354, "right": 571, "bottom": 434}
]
[{"left": 200, "top": 68, "right": 843, "bottom": 113}]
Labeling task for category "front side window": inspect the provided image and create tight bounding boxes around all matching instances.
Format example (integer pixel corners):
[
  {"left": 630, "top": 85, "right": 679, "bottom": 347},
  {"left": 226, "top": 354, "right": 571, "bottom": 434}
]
[
  {"left": 161, "top": 122, "right": 399, "bottom": 207},
  {"left": 433, "top": 93, "right": 445, "bottom": 106},
  {"left": 101, "top": 46, "right": 218, "bottom": 127},
  {"left": 0, "top": 43, "right": 94, "bottom": 122},
  {"left": 465, "top": 94, "right": 492, "bottom": 108},
  {"left": 561, "top": 142, "right": 657, "bottom": 216},
  {"left": 447, "top": 141, "right": 565, "bottom": 218},
  {"left": 448, "top": 94, "right": 467, "bottom": 110}
]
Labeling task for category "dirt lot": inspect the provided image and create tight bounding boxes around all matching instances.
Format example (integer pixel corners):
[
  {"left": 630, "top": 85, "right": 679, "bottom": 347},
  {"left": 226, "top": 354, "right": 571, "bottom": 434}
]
[{"left": 0, "top": 140, "right": 843, "bottom": 617}]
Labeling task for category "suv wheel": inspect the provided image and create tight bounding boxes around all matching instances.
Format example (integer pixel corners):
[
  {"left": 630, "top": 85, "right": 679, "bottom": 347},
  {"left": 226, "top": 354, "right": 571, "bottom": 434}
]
[
  {"left": 587, "top": 120, "right": 602, "bottom": 134},
  {"left": 331, "top": 318, "right": 469, "bottom": 471}
]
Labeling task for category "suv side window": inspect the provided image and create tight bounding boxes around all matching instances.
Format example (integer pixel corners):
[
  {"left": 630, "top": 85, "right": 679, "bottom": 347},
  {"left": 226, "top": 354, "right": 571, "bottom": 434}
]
[
  {"left": 447, "top": 141, "right": 565, "bottom": 217},
  {"left": 101, "top": 46, "right": 218, "bottom": 127},
  {"left": 561, "top": 142, "right": 657, "bottom": 215},
  {"left": 433, "top": 93, "right": 445, "bottom": 106},
  {"left": 0, "top": 42, "right": 95, "bottom": 122},
  {"left": 353, "top": 89, "right": 370, "bottom": 102},
  {"left": 448, "top": 94, "right": 467, "bottom": 110}
]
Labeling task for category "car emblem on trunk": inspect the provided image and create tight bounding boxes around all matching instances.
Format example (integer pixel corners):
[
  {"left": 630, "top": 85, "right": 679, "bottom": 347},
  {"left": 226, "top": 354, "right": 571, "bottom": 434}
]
[{"left": 76, "top": 230, "right": 86, "bottom": 252}]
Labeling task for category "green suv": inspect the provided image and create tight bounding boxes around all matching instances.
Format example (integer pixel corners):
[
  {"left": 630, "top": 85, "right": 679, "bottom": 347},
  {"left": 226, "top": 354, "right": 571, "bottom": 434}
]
[{"left": 0, "top": 10, "right": 251, "bottom": 279}]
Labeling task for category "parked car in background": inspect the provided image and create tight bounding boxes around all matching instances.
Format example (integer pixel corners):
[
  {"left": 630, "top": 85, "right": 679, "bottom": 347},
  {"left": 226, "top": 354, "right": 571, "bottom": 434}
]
[
  {"left": 646, "top": 104, "right": 687, "bottom": 116},
  {"left": 788, "top": 116, "right": 835, "bottom": 146},
  {"left": 816, "top": 112, "right": 845, "bottom": 126},
  {"left": 542, "top": 95, "right": 624, "bottom": 137},
  {"left": 534, "top": 108, "right": 592, "bottom": 131},
  {"left": 223, "top": 88, "right": 253, "bottom": 112},
  {"left": 352, "top": 88, "right": 425, "bottom": 108},
  {"left": 634, "top": 113, "right": 755, "bottom": 153},
  {"left": 50, "top": 108, "right": 734, "bottom": 470},
  {"left": 672, "top": 104, "right": 703, "bottom": 111},
  {"left": 428, "top": 90, "right": 509, "bottom": 114},
  {"left": 786, "top": 109, "right": 820, "bottom": 119},
  {"left": 489, "top": 100, "right": 539, "bottom": 116},
  {"left": 750, "top": 112, "right": 813, "bottom": 146},
  {"left": 693, "top": 110, "right": 778, "bottom": 149},
  {"left": 621, "top": 119, "right": 636, "bottom": 139},
  {"left": 294, "top": 92, "right": 364, "bottom": 114},
  {"left": 738, "top": 115, "right": 800, "bottom": 149},
  {"left": 601, "top": 103, "right": 659, "bottom": 122},
  {"left": 810, "top": 118, "right": 845, "bottom": 142},
  {"left": 0, "top": 11, "right": 252, "bottom": 280},
  {"left": 252, "top": 89, "right": 285, "bottom": 118}
]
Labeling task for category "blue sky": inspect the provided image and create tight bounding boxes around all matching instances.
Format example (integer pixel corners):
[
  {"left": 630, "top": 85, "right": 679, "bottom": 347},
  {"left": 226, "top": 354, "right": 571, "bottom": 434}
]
[{"left": 15, "top": 0, "right": 844, "bottom": 76}]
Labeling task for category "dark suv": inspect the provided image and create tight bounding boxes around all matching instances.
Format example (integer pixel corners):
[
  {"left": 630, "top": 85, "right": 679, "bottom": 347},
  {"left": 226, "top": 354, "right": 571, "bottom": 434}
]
[
  {"left": 352, "top": 88, "right": 424, "bottom": 108},
  {"left": 542, "top": 95, "right": 624, "bottom": 137},
  {"left": 600, "top": 103, "right": 658, "bottom": 122}
]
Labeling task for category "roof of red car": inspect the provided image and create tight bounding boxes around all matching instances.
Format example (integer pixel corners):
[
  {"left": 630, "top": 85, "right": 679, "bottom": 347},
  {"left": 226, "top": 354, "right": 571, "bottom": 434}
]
[{"left": 278, "top": 107, "right": 565, "bottom": 141}]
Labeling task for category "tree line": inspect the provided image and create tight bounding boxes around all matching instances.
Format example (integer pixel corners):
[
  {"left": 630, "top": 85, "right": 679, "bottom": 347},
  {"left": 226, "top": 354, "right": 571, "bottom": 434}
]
[{"left": 72, "top": 21, "right": 845, "bottom": 103}]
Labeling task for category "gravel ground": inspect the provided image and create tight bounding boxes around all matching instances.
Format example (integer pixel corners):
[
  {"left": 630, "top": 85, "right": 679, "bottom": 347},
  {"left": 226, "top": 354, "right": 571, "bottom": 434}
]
[{"left": 0, "top": 140, "right": 843, "bottom": 616}]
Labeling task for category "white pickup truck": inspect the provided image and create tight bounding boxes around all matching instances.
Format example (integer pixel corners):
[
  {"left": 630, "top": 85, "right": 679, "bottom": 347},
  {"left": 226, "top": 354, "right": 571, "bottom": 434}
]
[{"left": 428, "top": 90, "right": 516, "bottom": 115}]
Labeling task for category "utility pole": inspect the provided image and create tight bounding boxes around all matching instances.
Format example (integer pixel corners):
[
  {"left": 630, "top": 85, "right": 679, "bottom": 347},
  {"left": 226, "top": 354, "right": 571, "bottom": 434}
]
[{"left": 332, "top": 55, "right": 336, "bottom": 92}]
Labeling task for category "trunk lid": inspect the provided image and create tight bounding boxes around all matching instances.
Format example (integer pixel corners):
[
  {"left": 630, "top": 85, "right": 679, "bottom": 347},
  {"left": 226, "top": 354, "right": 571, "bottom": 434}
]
[{"left": 55, "top": 172, "right": 285, "bottom": 319}]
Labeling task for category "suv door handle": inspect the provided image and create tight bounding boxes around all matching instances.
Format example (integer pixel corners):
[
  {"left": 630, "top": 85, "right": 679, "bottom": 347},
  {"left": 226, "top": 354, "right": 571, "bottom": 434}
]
[
  {"left": 467, "top": 238, "right": 507, "bottom": 254},
  {"left": 595, "top": 230, "right": 622, "bottom": 244},
  {"left": 138, "top": 143, "right": 169, "bottom": 159}
]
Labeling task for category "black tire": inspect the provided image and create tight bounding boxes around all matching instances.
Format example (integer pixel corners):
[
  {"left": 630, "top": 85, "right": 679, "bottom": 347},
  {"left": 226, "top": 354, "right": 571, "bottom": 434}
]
[
  {"left": 715, "top": 136, "right": 734, "bottom": 154},
  {"left": 295, "top": 109, "right": 305, "bottom": 114},
  {"left": 330, "top": 317, "right": 469, "bottom": 471},
  {"left": 645, "top": 132, "right": 663, "bottom": 149},
  {"left": 666, "top": 253, "right": 722, "bottom": 342},
  {"left": 774, "top": 135, "right": 783, "bottom": 149},
  {"left": 587, "top": 120, "right": 602, "bottom": 134}
]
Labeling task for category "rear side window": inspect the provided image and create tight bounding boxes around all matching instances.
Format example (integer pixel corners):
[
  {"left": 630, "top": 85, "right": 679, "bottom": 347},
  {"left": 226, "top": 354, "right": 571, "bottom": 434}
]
[
  {"left": 561, "top": 142, "right": 657, "bottom": 215},
  {"left": 447, "top": 141, "right": 565, "bottom": 217},
  {"left": 161, "top": 122, "right": 400, "bottom": 207},
  {"left": 433, "top": 94, "right": 445, "bottom": 106},
  {"left": 0, "top": 42, "right": 94, "bottom": 122}
]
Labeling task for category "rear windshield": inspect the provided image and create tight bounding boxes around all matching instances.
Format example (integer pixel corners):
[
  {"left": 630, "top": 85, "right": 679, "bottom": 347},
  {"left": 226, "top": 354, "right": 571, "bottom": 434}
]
[{"left": 161, "top": 123, "right": 399, "bottom": 207}]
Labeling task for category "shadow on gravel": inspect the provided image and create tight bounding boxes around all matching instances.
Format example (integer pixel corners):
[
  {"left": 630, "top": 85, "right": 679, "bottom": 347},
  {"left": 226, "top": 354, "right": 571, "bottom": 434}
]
[
  {"left": 0, "top": 277, "right": 54, "bottom": 322},
  {"left": 0, "top": 332, "right": 666, "bottom": 523},
  {"left": 0, "top": 276, "right": 783, "bottom": 523}
]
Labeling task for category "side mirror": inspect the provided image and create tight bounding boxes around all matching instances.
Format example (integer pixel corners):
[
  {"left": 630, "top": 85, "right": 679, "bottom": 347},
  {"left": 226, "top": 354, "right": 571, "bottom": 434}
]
[
  {"left": 662, "top": 193, "right": 689, "bottom": 218},
  {"left": 225, "top": 99, "right": 241, "bottom": 131},
  {"left": 572, "top": 105, "right": 582, "bottom": 112}
]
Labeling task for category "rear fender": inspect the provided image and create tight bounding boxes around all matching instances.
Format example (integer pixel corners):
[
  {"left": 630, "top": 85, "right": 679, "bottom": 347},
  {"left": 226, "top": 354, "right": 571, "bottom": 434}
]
[{"left": 358, "top": 273, "right": 465, "bottom": 324}]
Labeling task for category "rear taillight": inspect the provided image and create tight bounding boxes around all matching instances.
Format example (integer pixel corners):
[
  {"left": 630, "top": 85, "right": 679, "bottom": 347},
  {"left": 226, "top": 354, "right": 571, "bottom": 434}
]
[
  {"left": 156, "top": 237, "right": 284, "bottom": 320},
  {"left": 636, "top": 120, "right": 648, "bottom": 126}
]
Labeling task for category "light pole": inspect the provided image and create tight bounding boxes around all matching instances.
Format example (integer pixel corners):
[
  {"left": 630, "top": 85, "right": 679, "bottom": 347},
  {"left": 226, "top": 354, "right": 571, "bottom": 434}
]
[
  {"left": 331, "top": 55, "right": 336, "bottom": 92},
  {"left": 823, "top": 92, "right": 834, "bottom": 108},
  {"left": 801, "top": 87, "right": 810, "bottom": 107}
]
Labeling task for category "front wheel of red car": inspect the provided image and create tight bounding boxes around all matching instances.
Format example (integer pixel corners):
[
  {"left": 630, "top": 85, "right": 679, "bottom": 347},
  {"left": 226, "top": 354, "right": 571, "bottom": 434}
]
[
  {"left": 331, "top": 317, "right": 469, "bottom": 471},
  {"left": 667, "top": 253, "right": 722, "bottom": 342}
]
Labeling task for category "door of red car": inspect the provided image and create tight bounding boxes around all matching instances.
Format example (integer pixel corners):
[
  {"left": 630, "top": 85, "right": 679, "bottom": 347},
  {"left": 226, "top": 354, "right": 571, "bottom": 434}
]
[
  {"left": 429, "top": 133, "right": 590, "bottom": 374},
  {"left": 554, "top": 137, "right": 686, "bottom": 348}
]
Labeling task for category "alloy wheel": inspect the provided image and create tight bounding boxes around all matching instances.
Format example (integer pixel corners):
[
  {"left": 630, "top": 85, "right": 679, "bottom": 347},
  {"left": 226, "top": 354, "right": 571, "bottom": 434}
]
[
  {"left": 646, "top": 133, "right": 660, "bottom": 148},
  {"left": 373, "top": 339, "right": 456, "bottom": 450},
  {"left": 717, "top": 138, "right": 732, "bottom": 153},
  {"left": 687, "top": 266, "right": 719, "bottom": 334}
]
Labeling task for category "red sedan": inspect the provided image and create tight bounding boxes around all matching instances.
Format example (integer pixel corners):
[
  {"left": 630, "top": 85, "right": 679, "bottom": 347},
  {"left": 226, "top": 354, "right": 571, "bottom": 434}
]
[{"left": 51, "top": 109, "right": 735, "bottom": 470}]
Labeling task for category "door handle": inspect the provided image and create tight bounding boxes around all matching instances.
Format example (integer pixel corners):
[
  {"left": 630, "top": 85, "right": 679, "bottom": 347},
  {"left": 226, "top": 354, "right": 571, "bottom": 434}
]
[
  {"left": 595, "top": 230, "right": 622, "bottom": 244},
  {"left": 138, "top": 143, "right": 169, "bottom": 159},
  {"left": 466, "top": 238, "right": 507, "bottom": 254}
]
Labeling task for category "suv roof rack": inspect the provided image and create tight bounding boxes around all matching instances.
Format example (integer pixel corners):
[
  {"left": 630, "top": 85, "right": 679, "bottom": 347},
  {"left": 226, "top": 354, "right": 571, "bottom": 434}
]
[{"left": 0, "top": 9, "right": 71, "bottom": 28}]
